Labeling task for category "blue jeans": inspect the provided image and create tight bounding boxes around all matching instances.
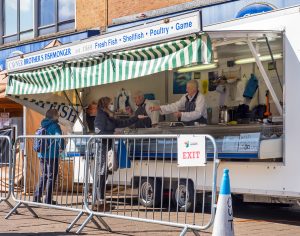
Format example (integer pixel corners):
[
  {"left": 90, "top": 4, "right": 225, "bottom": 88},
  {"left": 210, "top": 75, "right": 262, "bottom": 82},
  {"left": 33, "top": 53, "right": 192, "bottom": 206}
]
[{"left": 34, "top": 158, "right": 59, "bottom": 203}]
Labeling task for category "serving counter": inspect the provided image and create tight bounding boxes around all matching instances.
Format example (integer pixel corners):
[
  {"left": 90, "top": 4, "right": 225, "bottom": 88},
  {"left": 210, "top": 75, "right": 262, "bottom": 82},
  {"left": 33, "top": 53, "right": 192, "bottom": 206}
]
[
  {"left": 128, "top": 123, "right": 283, "bottom": 160},
  {"left": 130, "top": 123, "right": 282, "bottom": 136}
]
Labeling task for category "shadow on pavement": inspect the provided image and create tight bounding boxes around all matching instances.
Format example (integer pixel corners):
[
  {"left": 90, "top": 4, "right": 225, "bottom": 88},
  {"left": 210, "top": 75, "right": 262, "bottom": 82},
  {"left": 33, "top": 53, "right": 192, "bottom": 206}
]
[
  {"left": 232, "top": 201, "right": 300, "bottom": 227},
  {"left": 0, "top": 234, "right": 72, "bottom": 236}
]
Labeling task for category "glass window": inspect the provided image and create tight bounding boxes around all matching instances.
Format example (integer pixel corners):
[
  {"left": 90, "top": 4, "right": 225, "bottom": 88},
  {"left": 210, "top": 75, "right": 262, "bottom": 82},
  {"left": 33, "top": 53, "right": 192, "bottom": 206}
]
[
  {"left": 20, "top": 31, "right": 34, "bottom": 40},
  {"left": 3, "top": 35, "right": 18, "bottom": 43},
  {"left": 1, "top": 0, "right": 75, "bottom": 44},
  {"left": 38, "top": 0, "right": 55, "bottom": 26},
  {"left": 58, "top": 21, "right": 75, "bottom": 31},
  {"left": 20, "top": 0, "right": 34, "bottom": 32},
  {"left": 58, "top": 0, "right": 75, "bottom": 22},
  {"left": 39, "top": 26, "right": 56, "bottom": 36},
  {"left": 4, "top": 0, "right": 18, "bottom": 35}
]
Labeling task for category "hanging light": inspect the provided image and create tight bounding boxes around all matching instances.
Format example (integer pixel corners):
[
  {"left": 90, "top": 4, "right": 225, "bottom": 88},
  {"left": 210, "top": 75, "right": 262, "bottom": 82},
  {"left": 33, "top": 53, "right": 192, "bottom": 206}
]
[
  {"left": 234, "top": 53, "right": 282, "bottom": 65},
  {"left": 177, "top": 63, "right": 218, "bottom": 73}
]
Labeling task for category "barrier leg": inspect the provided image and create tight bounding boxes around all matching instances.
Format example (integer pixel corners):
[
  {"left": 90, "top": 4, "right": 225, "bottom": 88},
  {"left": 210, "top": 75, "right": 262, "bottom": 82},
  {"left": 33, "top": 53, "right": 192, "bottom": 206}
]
[
  {"left": 5, "top": 202, "right": 21, "bottom": 219},
  {"left": 180, "top": 227, "right": 200, "bottom": 236},
  {"left": 180, "top": 226, "right": 189, "bottom": 236},
  {"left": 76, "top": 213, "right": 93, "bottom": 234},
  {"left": 23, "top": 203, "right": 39, "bottom": 218},
  {"left": 191, "top": 229, "right": 200, "bottom": 236},
  {"left": 0, "top": 199, "right": 15, "bottom": 210},
  {"left": 66, "top": 211, "right": 84, "bottom": 232},
  {"left": 96, "top": 215, "right": 112, "bottom": 232},
  {"left": 90, "top": 216, "right": 102, "bottom": 230},
  {"left": 4, "top": 200, "right": 14, "bottom": 209}
]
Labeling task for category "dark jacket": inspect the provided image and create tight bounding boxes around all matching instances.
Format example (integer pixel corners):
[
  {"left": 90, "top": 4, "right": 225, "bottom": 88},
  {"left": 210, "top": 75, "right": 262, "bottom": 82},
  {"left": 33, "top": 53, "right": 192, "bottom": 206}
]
[
  {"left": 38, "top": 118, "right": 65, "bottom": 159},
  {"left": 94, "top": 109, "right": 138, "bottom": 134},
  {"left": 134, "top": 102, "right": 152, "bottom": 128}
]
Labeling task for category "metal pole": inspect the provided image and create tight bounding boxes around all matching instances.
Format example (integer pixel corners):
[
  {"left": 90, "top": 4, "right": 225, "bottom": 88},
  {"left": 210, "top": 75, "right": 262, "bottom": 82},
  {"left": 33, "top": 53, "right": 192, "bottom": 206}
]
[
  {"left": 247, "top": 38, "right": 283, "bottom": 115},
  {"left": 22, "top": 106, "right": 27, "bottom": 195},
  {"left": 265, "top": 36, "right": 283, "bottom": 90},
  {"left": 63, "top": 91, "right": 85, "bottom": 128}
]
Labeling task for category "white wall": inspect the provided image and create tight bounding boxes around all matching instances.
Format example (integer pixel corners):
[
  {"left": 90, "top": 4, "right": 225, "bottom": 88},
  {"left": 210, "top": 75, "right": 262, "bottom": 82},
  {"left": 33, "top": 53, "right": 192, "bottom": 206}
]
[
  {"left": 203, "top": 6, "right": 300, "bottom": 197},
  {"left": 86, "top": 58, "right": 283, "bottom": 120},
  {"left": 86, "top": 71, "right": 167, "bottom": 105}
]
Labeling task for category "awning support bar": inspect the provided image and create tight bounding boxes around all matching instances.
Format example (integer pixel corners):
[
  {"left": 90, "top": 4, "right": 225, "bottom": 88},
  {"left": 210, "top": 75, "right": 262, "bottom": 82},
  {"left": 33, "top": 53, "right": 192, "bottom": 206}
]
[
  {"left": 75, "top": 89, "right": 84, "bottom": 108},
  {"left": 247, "top": 38, "right": 283, "bottom": 115},
  {"left": 265, "top": 36, "right": 283, "bottom": 91},
  {"left": 63, "top": 91, "right": 85, "bottom": 128}
]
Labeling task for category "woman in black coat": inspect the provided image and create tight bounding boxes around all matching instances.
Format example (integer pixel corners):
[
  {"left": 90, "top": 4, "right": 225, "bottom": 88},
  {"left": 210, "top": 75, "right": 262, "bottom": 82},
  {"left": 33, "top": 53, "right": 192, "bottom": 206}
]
[
  {"left": 94, "top": 97, "right": 139, "bottom": 135},
  {"left": 93, "top": 96, "right": 144, "bottom": 211}
]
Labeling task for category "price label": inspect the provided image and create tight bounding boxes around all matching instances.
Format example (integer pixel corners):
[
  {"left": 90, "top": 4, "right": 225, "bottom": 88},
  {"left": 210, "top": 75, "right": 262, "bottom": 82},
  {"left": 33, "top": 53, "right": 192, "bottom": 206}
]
[
  {"left": 222, "top": 136, "right": 240, "bottom": 153},
  {"left": 238, "top": 133, "right": 260, "bottom": 153}
]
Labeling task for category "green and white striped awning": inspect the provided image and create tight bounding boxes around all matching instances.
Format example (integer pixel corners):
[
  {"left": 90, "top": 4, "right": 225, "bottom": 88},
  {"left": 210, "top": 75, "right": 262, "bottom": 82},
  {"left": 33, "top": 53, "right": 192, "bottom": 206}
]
[{"left": 6, "top": 35, "right": 212, "bottom": 96}]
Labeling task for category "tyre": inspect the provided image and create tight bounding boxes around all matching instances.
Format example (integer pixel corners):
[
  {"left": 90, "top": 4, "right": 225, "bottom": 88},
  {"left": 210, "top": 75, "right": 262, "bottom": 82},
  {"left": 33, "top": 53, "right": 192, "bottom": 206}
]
[
  {"left": 172, "top": 179, "right": 194, "bottom": 212},
  {"left": 138, "top": 178, "right": 162, "bottom": 208}
]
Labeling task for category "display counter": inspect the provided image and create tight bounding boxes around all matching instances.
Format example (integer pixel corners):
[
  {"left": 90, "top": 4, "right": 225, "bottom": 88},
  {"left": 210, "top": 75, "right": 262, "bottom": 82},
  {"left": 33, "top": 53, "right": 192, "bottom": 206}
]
[
  {"left": 127, "top": 123, "right": 283, "bottom": 161},
  {"left": 129, "top": 123, "right": 282, "bottom": 136},
  {"left": 65, "top": 123, "right": 283, "bottom": 162}
]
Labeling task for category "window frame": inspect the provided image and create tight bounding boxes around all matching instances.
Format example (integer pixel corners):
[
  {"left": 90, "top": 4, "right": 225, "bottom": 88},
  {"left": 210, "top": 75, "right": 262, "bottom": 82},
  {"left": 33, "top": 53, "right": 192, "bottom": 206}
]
[{"left": 0, "top": 0, "right": 75, "bottom": 45}]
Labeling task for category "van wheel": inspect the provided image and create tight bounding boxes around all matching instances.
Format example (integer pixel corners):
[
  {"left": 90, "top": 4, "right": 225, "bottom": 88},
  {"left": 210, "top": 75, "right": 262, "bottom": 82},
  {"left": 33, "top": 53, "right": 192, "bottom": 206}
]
[
  {"left": 172, "top": 180, "right": 194, "bottom": 212},
  {"left": 139, "top": 178, "right": 162, "bottom": 208}
]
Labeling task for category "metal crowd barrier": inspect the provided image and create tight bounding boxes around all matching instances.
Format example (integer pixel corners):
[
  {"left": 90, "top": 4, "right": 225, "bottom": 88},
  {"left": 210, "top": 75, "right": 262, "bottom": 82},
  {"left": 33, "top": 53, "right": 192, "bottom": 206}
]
[
  {"left": 81, "top": 134, "right": 219, "bottom": 235},
  {"left": 5, "top": 135, "right": 103, "bottom": 232},
  {"left": 0, "top": 135, "right": 13, "bottom": 209},
  {"left": 5, "top": 134, "right": 218, "bottom": 235}
]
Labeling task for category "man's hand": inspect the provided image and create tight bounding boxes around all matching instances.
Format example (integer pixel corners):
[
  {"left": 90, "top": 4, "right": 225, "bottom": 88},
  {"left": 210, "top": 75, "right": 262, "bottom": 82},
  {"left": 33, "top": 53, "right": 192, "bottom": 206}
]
[
  {"left": 174, "top": 112, "right": 182, "bottom": 118},
  {"left": 149, "top": 105, "right": 161, "bottom": 112},
  {"left": 137, "top": 115, "right": 148, "bottom": 119}
]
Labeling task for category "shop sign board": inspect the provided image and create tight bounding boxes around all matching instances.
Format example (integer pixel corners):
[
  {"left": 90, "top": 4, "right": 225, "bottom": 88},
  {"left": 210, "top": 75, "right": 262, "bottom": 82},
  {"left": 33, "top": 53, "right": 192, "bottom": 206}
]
[
  {"left": 6, "top": 11, "right": 201, "bottom": 73},
  {"left": 177, "top": 135, "right": 206, "bottom": 167},
  {"left": 0, "top": 112, "right": 10, "bottom": 128},
  {"left": 8, "top": 97, "right": 80, "bottom": 130},
  {"left": 0, "top": 113, "right": 9, "bottom": 118},
  {"left": 236, "top": 3, "right": 275, "bottom": 18}
]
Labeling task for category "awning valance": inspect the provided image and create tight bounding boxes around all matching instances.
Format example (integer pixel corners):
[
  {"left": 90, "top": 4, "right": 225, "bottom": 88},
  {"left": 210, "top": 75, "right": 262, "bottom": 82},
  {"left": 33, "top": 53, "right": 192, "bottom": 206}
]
[{"left": 6, "top": 35, "right": 211, "bottom": 96}]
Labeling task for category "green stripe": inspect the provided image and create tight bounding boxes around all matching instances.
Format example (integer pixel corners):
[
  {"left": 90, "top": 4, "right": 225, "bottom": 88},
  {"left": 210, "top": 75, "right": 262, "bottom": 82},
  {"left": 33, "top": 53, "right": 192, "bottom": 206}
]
[{"left": 7, "top": 36, "right": 212, "bottom": 96}]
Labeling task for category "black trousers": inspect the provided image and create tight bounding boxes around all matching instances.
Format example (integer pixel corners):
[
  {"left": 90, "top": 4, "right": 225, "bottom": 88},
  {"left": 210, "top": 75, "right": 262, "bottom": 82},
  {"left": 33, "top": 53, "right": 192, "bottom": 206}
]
[
  {"left": 95, "top": 139, "right": 112, "bottom": 202},
  {"left": 96, "top": 174, "right": 107, "bottom": 201},
  {"left": 34, "top": 158, "right": 59, "bottom": 203}
]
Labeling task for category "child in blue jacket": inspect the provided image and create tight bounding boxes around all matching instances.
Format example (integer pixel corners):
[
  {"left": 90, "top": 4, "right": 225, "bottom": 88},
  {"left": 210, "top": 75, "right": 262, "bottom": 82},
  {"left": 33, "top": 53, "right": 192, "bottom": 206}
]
[{"left": 34, "top": 109, "right": 65, "bottom": 204}]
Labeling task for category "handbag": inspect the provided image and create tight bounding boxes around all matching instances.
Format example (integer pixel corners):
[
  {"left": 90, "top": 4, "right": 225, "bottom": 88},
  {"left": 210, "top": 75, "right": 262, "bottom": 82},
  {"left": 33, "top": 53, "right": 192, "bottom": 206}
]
[{"left": 107, "top": 149, "right": 119, "bottom": 172}]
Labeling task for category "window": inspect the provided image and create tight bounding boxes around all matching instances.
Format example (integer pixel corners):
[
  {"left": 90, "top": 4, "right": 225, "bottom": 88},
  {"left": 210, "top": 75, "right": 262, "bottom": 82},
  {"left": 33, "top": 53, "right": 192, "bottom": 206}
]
[
  {"left": 20, "top": 0, "right": 34, "bottom": 40},
  {"left": 38, "top": 0, "right": 75, "bottom": 36},
  {"left": 3, "top": 0, "right": 18, "bottom": 43},
  {"left": 58, "top": 0, "right": 75, "bottom": 22},
  {"left": 0, "top": 0, "right": 75, "bottom": 44}
]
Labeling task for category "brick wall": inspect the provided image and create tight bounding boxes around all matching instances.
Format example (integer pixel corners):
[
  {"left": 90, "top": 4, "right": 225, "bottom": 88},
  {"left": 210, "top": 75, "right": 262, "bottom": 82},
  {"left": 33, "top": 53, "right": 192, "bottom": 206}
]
[
  {"left": 76, "top": 0, "right": 195, "bottom": 30},
  {"left": 76, "top": 0, "right": 106, "bottom": 30},
  {"left": 107, "top": 0, "right": 195, "bottom": 24}
]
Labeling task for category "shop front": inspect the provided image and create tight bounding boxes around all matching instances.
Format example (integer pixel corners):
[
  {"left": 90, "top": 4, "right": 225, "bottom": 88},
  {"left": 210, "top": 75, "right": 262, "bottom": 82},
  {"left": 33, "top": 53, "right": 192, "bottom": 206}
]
[{"left": 4, "top": 9, "right": 292, "bottom": 204}]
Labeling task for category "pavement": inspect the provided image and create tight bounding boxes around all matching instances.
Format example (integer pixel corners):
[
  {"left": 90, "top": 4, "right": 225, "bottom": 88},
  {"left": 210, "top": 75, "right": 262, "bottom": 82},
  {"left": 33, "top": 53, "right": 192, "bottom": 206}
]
[{"left": 0, "top": 201, "right": 300, "bottom": 235}]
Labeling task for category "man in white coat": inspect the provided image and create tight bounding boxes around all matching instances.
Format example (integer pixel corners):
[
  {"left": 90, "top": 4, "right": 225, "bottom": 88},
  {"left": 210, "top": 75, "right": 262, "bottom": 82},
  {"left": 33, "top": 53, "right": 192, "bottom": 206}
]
[{"left": 150, "top": 80, "right": 207, "bottom": 125}]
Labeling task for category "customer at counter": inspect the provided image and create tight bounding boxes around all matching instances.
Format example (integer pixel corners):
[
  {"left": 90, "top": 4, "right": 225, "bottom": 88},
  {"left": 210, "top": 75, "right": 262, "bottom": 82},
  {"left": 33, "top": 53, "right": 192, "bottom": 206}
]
[
  {"left": 133, "top": 91, "right": 159, "bottom": 128},
  {"left": 93, "top": 97, "right": 146, "bottom": 211},
  {"left": 86, "top": 101, "right": 97, "bottom": 132},
  {"left": 150, "top": 79, "right": 207, "bottom": 126}
]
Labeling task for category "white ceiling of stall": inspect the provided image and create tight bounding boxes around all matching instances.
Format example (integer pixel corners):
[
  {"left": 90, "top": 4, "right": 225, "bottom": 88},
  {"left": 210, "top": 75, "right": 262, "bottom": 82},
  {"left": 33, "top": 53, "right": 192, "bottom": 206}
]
[{"left": 207, "top": 31, "right": 283, "bottom": 60}]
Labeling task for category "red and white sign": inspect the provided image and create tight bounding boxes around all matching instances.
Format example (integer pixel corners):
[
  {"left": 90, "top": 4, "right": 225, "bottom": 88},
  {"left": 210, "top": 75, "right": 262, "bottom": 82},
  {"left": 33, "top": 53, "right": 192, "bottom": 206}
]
[{"left": 177, "top": 135, "right": 206, "bottom": 167}]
